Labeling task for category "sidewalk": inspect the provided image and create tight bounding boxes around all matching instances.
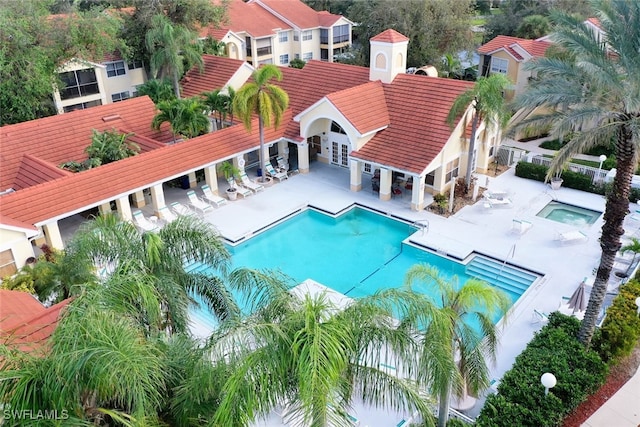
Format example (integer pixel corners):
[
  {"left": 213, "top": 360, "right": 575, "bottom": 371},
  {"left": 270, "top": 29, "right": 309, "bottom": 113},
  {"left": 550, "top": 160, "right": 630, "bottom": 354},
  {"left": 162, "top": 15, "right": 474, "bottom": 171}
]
[
  {"left": 581, "top": 366, "right": 640, "bottom": 426},
  {"left": 502, "top": 136, "right": 605, "bottom": 162}
]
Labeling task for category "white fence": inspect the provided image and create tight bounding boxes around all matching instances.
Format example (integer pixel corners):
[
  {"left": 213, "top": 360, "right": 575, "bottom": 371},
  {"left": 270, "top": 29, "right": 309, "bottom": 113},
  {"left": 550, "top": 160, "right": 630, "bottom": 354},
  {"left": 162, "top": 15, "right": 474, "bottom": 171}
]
[{"left": 524, "top": 153, "right": 608, "bottom": 182}]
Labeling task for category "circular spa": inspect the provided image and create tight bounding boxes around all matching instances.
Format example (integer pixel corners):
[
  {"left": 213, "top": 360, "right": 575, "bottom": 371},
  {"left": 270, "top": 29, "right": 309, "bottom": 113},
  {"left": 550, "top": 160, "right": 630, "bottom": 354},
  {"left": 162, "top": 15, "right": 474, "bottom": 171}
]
[{"left": 536, "top": 201, "right": 602, "bottom": 226}]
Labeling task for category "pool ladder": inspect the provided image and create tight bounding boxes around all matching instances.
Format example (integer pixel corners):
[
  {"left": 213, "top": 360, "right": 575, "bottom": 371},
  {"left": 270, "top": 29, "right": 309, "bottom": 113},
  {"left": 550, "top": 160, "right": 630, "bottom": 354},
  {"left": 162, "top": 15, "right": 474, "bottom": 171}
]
[{"left": 413, "top": 219, "right": 429, "bottom": 235}]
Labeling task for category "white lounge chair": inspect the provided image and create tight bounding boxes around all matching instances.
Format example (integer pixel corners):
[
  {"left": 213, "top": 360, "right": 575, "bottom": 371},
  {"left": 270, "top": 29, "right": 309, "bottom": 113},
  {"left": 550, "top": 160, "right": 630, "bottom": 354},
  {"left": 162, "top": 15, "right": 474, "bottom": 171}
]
[
  {"left": 557, "top": 230, "right": 588, "bottom": 245},
  {"left": 265, "top": 163, "right": 288, "bottom": 182},
  {"left": 276, "top": 155, "right": 289, "bottom": 173},
  {"left": 186, "top": 190, "right": 214, "bottom": 214},
  {"left": 170, "top": 201, "right": 195, "bottom": 217},
  {"left": 531, "top": 309, "right": 549, "bottom": 325},
  {"left": 132, "top": 210, "right": 160, "bottom": 232},
  {"left": 239, "top": 172, "right": 264, "bottom": 193},
  {"left": 158, "top": 205, "right": 178, "bottom": 224},
  {"left": 228, "top": 177, "right": 252, "bottom": 198},
  {"left": 511, "top": 219, "right": 532, "bottom": 235},
  {"left": 201, "top": 184, "right": 228, "bottom": 207}
]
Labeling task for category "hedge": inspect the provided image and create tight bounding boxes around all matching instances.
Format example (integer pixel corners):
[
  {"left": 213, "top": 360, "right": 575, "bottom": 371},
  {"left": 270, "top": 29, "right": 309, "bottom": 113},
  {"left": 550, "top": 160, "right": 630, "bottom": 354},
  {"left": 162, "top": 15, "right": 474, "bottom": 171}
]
[
  {"left": 592, "top": 280, "right": 640, "bottom": 363},
  {"left": 476, "top": 313, "right": 607, "bottom": 427}
]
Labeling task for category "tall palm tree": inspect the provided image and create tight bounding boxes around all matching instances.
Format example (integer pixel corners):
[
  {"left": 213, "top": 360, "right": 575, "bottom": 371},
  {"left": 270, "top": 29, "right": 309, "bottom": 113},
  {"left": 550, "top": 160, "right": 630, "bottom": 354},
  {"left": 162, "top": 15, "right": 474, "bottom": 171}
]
[
  {"left": 152, "top": 97, "right": 209, "bottom": 142},
  {"left": 447, "top": 73, "right": 512, "bottom": 192},
  {"left": 173, "top": 270, "right": 437, "bottom": 426},
  {"left": 403, "top": 265, "right": 510, "bottom": 427},
  {"left": 233, "top": 65, "right": 289, "bottom": 182},
  {"left": 145, "top": 14, "right": 203, "bottom": 98},
  {"left": 509, "top": 0, "right": 640, "bottom": 346},
  {"left": 69, "top": 213, "right": 237, "bottom": 333}
]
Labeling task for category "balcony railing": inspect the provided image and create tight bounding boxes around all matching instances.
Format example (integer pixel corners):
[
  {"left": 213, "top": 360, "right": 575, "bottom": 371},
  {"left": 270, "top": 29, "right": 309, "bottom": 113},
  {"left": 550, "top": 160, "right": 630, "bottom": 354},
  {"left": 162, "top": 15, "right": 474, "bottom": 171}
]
[{"left": 255, "top": 46, "right": 272, "bottom": 56}]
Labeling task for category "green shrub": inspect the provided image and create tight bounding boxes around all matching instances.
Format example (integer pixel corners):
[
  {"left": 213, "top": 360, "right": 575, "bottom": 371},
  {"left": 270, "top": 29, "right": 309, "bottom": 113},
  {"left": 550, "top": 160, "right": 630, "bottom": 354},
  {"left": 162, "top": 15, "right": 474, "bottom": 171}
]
[
  {"left": 515, "top": 162, "right": 548, "bottom": 182},
  {"left": 592, "top": 280, "right": 640, "bottom": 363},
  {"left": 539, "top": 139, "right": 564, "bottom": 150},
  {"left": 476, "top": 312, "right": 607, "bottom": 427}
]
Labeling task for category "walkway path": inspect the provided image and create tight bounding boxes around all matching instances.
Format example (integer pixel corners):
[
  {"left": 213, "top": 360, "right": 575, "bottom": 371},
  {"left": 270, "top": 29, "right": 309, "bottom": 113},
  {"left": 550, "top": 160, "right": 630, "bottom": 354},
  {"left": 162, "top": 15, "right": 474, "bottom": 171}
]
[{"left": 581, "top": 366, "right": 640, "bottom": 427}]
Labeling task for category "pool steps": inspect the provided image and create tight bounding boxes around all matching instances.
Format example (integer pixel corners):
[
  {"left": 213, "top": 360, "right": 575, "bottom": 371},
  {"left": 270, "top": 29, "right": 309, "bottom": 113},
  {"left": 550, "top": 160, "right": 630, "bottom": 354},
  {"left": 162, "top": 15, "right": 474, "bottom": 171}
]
[{"left": 465, "top": 256, "right": 537, "bottom": 294}]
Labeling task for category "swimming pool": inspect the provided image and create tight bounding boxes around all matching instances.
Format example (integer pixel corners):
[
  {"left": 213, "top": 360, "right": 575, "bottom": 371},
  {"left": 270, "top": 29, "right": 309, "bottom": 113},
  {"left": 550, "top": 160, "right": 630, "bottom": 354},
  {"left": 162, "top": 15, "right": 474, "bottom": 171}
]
[
  {"left": 536, "top": 201, "right": 601, "bottom": 226},
  {"left": 190, "top": 207, "right": 536, "bottom": 330}
]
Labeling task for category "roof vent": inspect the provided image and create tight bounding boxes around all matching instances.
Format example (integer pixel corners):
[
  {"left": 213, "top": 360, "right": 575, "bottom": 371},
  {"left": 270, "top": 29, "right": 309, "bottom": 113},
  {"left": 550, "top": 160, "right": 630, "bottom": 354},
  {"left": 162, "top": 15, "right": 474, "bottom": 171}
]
[{"left": 102, "top": 114, "right": 121, "bottom": 122}]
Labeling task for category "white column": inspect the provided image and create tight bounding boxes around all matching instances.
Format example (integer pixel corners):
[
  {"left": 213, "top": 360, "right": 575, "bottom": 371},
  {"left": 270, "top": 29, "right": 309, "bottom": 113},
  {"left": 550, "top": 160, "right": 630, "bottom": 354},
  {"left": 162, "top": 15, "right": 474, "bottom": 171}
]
[
  {"left": 379, "top": 168, "right": 392, "bottom": 201},
  {"left": 298, "top": 142, "right": 310, "bottom": 174},
  {"left": 116, "top": 196, "right": 133, "bottom": 221},
  {"left": 278, "top": 140, "right": 287, "bottom": 157},
  {"left": 188, "top": 171, "right": 198, "bottom": 189},
  {"left": 43, "top": 221, "right": 64, "bottom": 250},
  {"left": 132, "top": 190, "right": 145, "bottom": 208},
  {"left": 98, "top": 202, "right": 112, "bottom": 216},
  {"left": 149, "top": 184, "right": 165, "bottom": 216},
  {"left": 204, "top": 165, "right": 219, "bottom": 194},
  {"left": 411, "top": 175, "right": 426, "bottom": 211},
  {"left": 350, "top": 159, "right": 362, "bottom": 191}
]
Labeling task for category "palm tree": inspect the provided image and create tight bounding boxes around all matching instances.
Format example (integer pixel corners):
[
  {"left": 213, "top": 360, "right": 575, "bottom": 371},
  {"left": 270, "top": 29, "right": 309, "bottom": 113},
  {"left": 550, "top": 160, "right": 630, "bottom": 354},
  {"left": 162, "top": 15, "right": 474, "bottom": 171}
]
[
  {"left": 509, "top": 1, "right": 640, "bottom": 346},
  {"left": 137, "top": 78, "right": 175, "bottom": 104},
  {"left": 152, "top": 97, "right": 209, "bottom": 142},
  {"left": 447, "top": 73, "right": 511, "bottom": 192},
  {"left": 145, "top": 14, "right": 203, "bottom": 98},
  {"left": 233, "top": 65, "right": 289, "bottom": 182},
  {"left": 202, "top": 88, "right": 234, "bottom": 130},
  {"left": 441, "top": 53, "right": 462, "bottom": 79},
  {"left": 174, "top": 270, "right": 437, "bottom": 426},
  {"left": 69, "top": 213, "right": 237, "bottom": 333},
  {"left": 403, "top": 265, "right": 510, "bottom": 427}
]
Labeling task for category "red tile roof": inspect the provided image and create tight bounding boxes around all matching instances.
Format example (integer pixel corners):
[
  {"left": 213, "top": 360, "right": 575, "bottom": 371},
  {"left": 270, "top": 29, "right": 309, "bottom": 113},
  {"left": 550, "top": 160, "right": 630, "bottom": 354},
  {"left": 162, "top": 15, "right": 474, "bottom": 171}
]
[
  {"left": 199, "top": 27, "right": 232, "bottom": 40},
  {"left": 0, "top": 290, "right": 71, "bottom": 354},
  {"left": 181, "top": 55, "right": 249, "bottom": 98},
  {"left": 318, "top": 11, "right": 341, "bottom": 27},
  {"left": 256, "top": 0, "right": 341, "bottom": 28},
  {"left": 0, "top": 97, "right": 172, "bottom": 190},
  {"left": 14, "top": 155, "right": 73, "bottom": 191},
  {"left": 326, "top": 81, "right": 389, "bottom": 134},
  {"left": 371, "top": 29, "right": 409, "bottom": 43},
  {"left": 351, "top": 75, "right": 474, "bottom": 174},
  {"left": 586, "top": 17, "right": 602, "bottom": 30},
  {"left": 478, "top": 35, "right": 551, "bottom": 60},
  {"left": 225, "top": 0, "right": 291, "bottom": 37}
]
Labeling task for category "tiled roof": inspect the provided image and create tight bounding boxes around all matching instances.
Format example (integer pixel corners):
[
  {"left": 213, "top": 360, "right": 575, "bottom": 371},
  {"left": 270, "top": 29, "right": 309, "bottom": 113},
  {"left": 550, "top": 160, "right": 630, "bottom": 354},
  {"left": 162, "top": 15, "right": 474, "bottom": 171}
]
[
  {"left": 318, "top": 11, "right": 341, "bottom": 27},
  {"left": 326, "top": 81, "right": 389, "bottom": 134},
  {"left": 478, "top": 35, "right": 551, "bottom": 60},
  {"left": 0, "top": 215, "right": 38, "bottom": 233},
  {"left": 225, "top": 0, "right": 291, "bottom": 37},
  {"left": 0, "top": 97, "right": 172, "bottom": 190},
  {"left": 351, "top": 74, "right": 474, "bottom": 174},
  {"left": 371, "top": 29, "right": 409, "bottom": 43},
  {"left": 14, "top": 155, "right": 73, "bottom": 191},
  {"left": 181, "top": 55, "right": 248, "bottom": 97},
  {"left": 586, "top": 17, "right": 602, "bottom": 30},
  {"left": 0, "top": 109, "right": 290, "bottom": 227},
  {"left": 256, "top": 0, "right": 340, "bottom": 29},
  {"left": 199, "top": 27, "right": 232, "bottom": 40},
  {"left": 0, "top": 290, "right": 71, "bottom": 354}
]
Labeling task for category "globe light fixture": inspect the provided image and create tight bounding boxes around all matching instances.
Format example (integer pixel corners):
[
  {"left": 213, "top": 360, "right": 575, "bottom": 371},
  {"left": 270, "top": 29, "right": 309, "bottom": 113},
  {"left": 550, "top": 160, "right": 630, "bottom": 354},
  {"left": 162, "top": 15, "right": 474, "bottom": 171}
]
[
  {"left": 595, "top": 154, "right": 607, "bottom": 183},
  {"left": 541, "top": 372, "right": 557, "bottom": 396}
]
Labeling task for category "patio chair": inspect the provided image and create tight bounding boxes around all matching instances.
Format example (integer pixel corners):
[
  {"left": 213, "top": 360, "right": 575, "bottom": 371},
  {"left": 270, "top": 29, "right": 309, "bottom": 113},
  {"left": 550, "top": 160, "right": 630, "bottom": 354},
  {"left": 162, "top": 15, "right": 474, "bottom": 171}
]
[
  {"left": 531, "top": 309, "right": 549, "bottom": 325},
  {"left": 132, "top": 210, "right": 160, "bottom": 232},
  {"left": 170, "top": 201, "right": 195, "bottom": 217},
  {"left": 201, "top": 184, "right": 228, "bottom": 207},
  {"left": 511, "top": 219, "right": 532, "bottom": 235},
  {"left": 158, "top": 205, "right": 178, "bottom": 224},
  {"left": 227, "top": 177, "right": 253, "bottom": 198},
  {"left": 239, "top": 171, "right": 265, "bottom": 193},
  {"left": 265, "top": 163, "right": 288, "bottom": 182},
  {"left": 186, "top": 190, "right": 214, "bottom": 214},
  {"left": 557, "top": 230, "right": 588, "bottom": 245},
  {"left": 276, "top": 155, "right": 289, "bottom": 173}
]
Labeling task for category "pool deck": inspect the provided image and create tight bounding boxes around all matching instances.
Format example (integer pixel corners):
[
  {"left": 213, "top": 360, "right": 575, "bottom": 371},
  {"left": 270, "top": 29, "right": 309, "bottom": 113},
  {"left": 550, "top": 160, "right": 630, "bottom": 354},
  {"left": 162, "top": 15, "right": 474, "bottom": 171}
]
[{"left": 59, "top": 161, "right": 635, "bottom": 424}]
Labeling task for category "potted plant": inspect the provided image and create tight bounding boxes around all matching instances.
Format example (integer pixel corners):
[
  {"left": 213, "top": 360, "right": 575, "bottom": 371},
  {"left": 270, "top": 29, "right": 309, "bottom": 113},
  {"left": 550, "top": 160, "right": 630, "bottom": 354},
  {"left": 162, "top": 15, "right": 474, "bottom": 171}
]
[
  {"left": 550, "top": 174, "right": 563, "bottom": 190},
  {"left": 218, "top": 161, "right": 241, "bottom": 201}
]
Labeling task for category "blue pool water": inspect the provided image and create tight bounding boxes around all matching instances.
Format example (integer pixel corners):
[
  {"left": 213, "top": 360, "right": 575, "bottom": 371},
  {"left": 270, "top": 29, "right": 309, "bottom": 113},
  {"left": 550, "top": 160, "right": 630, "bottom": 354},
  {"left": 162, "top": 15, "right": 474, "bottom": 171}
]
[
  {"left": 536, "top": 201, "right": 601, "bottom": 226},
  {"left": 191, "top": 207, "right": 536, "bottom": 327}
]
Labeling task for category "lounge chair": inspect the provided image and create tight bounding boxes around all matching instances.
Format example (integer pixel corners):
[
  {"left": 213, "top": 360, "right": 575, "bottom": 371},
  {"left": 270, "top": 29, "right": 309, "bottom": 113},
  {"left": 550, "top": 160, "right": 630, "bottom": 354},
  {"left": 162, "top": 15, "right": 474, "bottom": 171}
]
[
  {"left": 531, "top": 309, "right": 549, "bottom": 325},
  {"left": 484, "top": 193, "right": 512, "bottom": 208},
  {"left": 265, "top": 163, "right": 288, "bottom": 182},
  {"left": 186, "top": 190, "right": 214, "bottom": 214},
  {"left": 557, "top": 230, "right": 588, "bottom": 245},
  {"left": 227, "top": 177, "right": 253, "bottom": 198},
  {"left": 239, "top": 172, "right": 264, "bottom": 193},
  {"left": 201, "top": 184, "right": 228, "bottom": 207},
  {"left": 158, "top": 205, "right": 178, "bottom": 224},
  {"left": 170, "top": 201, "right": 195, "bottom": 217},
  {"left": 276, "top": 155, "right": 289, "bottom": 173},
  {"left": 132, "top": 210, "right": 160, "bottom": 232},
  {"left": 511, "top": 219, "right": 532, "bottom": 235}
]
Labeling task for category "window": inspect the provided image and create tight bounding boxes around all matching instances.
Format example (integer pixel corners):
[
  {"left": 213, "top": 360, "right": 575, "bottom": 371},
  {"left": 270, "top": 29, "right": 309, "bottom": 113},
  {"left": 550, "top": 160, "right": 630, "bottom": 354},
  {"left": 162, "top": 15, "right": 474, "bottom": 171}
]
[
  {"left": 490, "top": 57, "right": 508, "bottom": 74},
  {"left": 0, "top": 249, "right": 16, "bottom": 278},
  {"left": 330, "top": 121, "right": 346, "bottom": 134},
  {"left": 320, "top": 29, "right": 328, "bottom": 44},
  {"left": 106, "top": 61, "right": 126, "bottom": 77},
  {"left": 363, "top": 163, "right": 372, "bottom": 174},
  {"left": 111, "top": 91, "right": 130, "bottom": 102},
  {"left": 302, "top": 52, "right": 312, "bottom": 61},
  {"left": 127, "top": 60, "right": 143, "bottom": 70},
  {"left": 333, "top": 24, "right": 349, "bottom": 43},
  {"left": 63, "top": 99, "right": 102, "bottom": 112},
  {"left": 59, "top": 69, "right": 99, "bottom": 100},
  {"left": 278, "top": 31, "right": 288, "bottom": 43},
  {"left": 425, "top": 171, "right": 435, "bottom": 186},
  {"left": 445, "top": 159, "right": 460, "bottom": 183},
  {"left": 320, "top": 49, "right": 329, "bottom": 61},
  {"left": 302, "top": 30, "right": 312, "bottom": 41},
  {"left": 293, "top": 31, "right": 299, "bottom": 41},
  {"left": 279, "top": 54, "right": 289, "bottom": 65}
]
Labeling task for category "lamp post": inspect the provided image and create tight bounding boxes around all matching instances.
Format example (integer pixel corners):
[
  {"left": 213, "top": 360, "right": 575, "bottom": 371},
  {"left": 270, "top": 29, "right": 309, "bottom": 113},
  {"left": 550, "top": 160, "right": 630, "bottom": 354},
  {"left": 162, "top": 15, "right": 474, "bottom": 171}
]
[
  {"left": 595, "top": 154, "right": 607, "bottom": 184},
  {"left": 541, "top": 372, "right": 556, "bottom": 396}
]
